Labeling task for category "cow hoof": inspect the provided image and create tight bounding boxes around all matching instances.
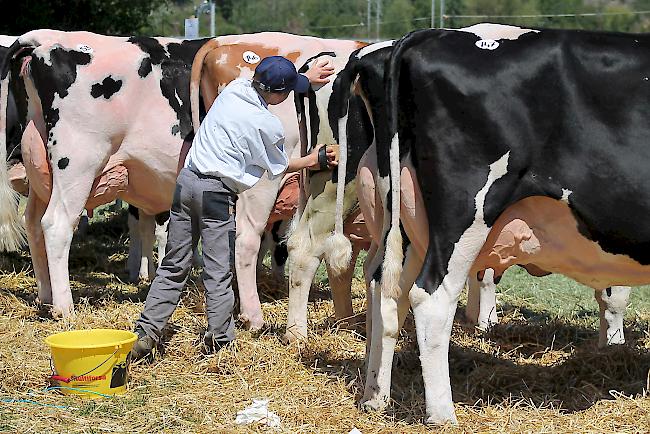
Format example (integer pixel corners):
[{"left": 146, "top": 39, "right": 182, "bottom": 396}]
[
  {"left": 476, "top": 319, "right": 496, "bottom": 332},
  {"left": 424, "top": 407, "right": 458, "bottom": 425},
  {"left": 281, "top": 329, "right": 307, "bottom": 344},
  {"left": 51, "top": 304, "right": 75, "bottom": 319},
  {"left": 360, "top": 397, "right": 388, "bottom": 413},
  {"left": 238, "top": 313, "right": 265, "bottom": 332}
]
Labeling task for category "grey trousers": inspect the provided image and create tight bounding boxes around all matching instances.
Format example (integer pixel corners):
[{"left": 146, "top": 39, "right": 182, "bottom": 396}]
[{"left": 135, "top": 168, "right": 236, "bottom": 344}]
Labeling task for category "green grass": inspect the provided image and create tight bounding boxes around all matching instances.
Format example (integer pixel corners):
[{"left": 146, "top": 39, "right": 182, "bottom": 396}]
[
  {"left": 497, "top": 266, "right": 650, "bottom": 324},
  {"left": 263, "top": 248, "right": 649, "bottom": 329}
]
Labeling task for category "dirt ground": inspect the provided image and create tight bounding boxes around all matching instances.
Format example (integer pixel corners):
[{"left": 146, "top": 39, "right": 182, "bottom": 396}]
[{"left": 1, "top": 210, "right": 648, "bottom": 433}]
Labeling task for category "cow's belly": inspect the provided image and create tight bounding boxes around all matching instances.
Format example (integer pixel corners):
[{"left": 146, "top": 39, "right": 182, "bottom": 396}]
[
  {"left": 106, "top": 129, "right": 183, "bottom": 214},
  {"left": 473, "top": 196, "right": 650, "bottom": 289},
  {"left": 118, "top": 158, "right": 178, "bottom": 215}
]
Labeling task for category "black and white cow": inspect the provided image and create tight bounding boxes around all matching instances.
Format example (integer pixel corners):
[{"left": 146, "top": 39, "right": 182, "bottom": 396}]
[
  {"left": 352, "top": 26, "right": 650, "bottom": 424},
  {"left": 0, "top": 30, "right": 209, "bottom": 316},
  {"left": 319, "top": 24, "right": 641, "bottom": 424}
]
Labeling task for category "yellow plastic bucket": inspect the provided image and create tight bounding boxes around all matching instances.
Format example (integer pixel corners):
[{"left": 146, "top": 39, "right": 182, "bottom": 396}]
[{"left": 45, "top": 329, "right": 137, "bottom": 398}]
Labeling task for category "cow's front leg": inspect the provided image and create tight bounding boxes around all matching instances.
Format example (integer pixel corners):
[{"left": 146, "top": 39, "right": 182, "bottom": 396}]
[
  {"left": 595, "top": 286, "right": 630, "bottom": 347},
  {"left": 154, "top": 213, "right": 169, "bottom": 268},
  {"left": 127, "top": 209, "right": 142, "bottom": 282},
  {"left": 136, "top": 211, "right": 157, "bottom": 280},
  {"left": 361, "top": 244, "right": 419, "bottom": 412},
  {"left": 465, "top": 268, "right": 498, "bottom": 330},
  {"left": 25, "top": 190, "right": 51, "bottom": 306}
]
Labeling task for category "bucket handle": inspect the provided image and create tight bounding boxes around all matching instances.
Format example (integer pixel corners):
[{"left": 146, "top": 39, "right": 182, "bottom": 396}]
[{"left": 49, "top": 347, "right": 120, "bottom": 383}]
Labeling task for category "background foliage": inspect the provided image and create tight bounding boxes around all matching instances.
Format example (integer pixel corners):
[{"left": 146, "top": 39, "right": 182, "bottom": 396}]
[{"left": 2, "top": 0, "right": 650, "bottom": 39}]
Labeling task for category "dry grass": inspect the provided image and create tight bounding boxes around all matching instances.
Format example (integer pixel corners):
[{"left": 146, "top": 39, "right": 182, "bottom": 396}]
[{"left": 0, "top": 211, "right": 649, "bottom": 433}]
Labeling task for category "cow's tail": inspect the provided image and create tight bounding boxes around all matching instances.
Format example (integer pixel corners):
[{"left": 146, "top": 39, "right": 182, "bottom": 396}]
[
  {"left": 380, "top": 36, "right": 414, "bottom": 298},
  {"left": 324, "top": 56, "right": 361, "bottom": 275},
  {"left": 0, "top": 41, "right": 27, "bottom": 251},
  {"left": 190, "top": 38, "right": 219, "bottom": 134}
]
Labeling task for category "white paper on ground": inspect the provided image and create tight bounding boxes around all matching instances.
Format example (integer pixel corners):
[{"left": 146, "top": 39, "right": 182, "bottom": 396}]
[{"left": 235, "top": 398, "right": 281, "bottom": 428}]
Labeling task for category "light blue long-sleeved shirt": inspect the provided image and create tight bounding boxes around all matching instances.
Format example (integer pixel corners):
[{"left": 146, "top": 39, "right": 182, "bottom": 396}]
[{"left": 185, "top": 78, "right": 289, "bottom": 193}]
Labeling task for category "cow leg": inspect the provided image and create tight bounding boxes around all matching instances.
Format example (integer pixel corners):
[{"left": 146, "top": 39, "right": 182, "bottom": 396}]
[
  {"left": 24, "top": 191, "right": 51, "bottom": 305},
  {"left": 235, "top": 225, "right": 265, "bottom": 330},
  {"left": 465, "top": 268, "right": 499, "bottom": 330},
  {"left": 42, "top": 151, "right": 109, "bottom": 317},
  {"left": 154, "top": 215, "right": 169, "bottom": 267},
  {"left": 137, "top": 211, "right": 157, "bottom": 280},
  {"left": 363, "top": 242, "right": 379, "bottom": 358},
  {"left": 127, "top": 211, "right": 142, "bottom": 282},
  {"left": 76, "top": 210, "right": 89, "bottom": 238},
  {"left": 361, "top": 244, "right": 420, "bottom": 412},
  {"left": 595, "top": 286, "right": 630, "bottom": 347},
  {"left": 235, "top": 179, "right": 279, "bottom": 331},
  {"left": 325, "top": 245, "right": 360, "bottom": 327},
  {"left": 257, "top": 232, "right": 270, "bottom": 270},
  {"left": 269, "top": 221, "right": 289, "bottom": 281},
  {"left": 284, "top": 253, "right": 321, "bottom": 342},
  {"left": 271, "top": 241, "right": 288, "bottom": 281}
]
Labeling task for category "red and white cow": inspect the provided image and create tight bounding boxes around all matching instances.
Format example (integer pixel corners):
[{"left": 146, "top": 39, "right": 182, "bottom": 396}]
[
  {"left": 0, "top": 31, "right": 363, "bottom": 320},
  {"left": 189, "top": 34, "right": 364, "bottom": 330}
]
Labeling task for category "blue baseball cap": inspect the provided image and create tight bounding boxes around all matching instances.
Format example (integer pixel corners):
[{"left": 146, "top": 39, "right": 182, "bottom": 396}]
[{"left": 254, "top": 56, "right": 310, "bottom": 93}]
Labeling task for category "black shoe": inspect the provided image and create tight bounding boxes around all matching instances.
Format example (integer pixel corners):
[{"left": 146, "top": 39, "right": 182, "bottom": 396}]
[
  {"left": 203, "top": 334, "right": 232, "bottom": 355},
  {"left": 131, "top": 330, "right": 157, "bottom": 362}
]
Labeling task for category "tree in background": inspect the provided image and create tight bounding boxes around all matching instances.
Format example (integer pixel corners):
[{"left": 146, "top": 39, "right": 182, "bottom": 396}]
[
  {"left": 5, "top": 0, "right": 650, "bottom": 39},
  {"left": 384, "top": 0, "right": 416, "bottom": 38},
  {"left": 459, "top": 0, "right": 539, "bottom": 27},
  {"left": 2, "top": 0, "right": 167, "bottom": 36}
]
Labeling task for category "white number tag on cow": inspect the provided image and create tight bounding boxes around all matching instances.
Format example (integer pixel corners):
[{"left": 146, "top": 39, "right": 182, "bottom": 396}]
[
  {"left": 243, "top": 51, "right": 261, "bottom": 64},
  {"left": 76, "top": 44, "right": 93, "bottom": 54},
  {"left": 475, "top": 39, "right": 499, "bottom": 51}
]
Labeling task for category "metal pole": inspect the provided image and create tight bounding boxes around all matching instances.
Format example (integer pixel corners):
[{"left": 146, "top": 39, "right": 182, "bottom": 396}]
[
  {"left": 431, "top": 0, "right": 435, "bottom": 28},
  {"left": 210, "top": 1, "right": 215, "bottom": 37},
  {"left": 439, "top": 0, "right": 445, "bottom": 29},
  {"left": 376, "top": 0, "right": 381, "bottom": 40},
  {"left": 368, "top": 0, "right": 371, "bottom": 40}
]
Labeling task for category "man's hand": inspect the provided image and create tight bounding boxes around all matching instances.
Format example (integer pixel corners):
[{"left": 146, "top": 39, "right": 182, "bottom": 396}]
[
  {"left": 306, "top": 144, "right": 339, "bottom": 170},
  {"left": 286, "top": 144, "right": 339, "bottom": 173},
  {"left": 303, "top": 59, "right": 335, "bottom": 87}
]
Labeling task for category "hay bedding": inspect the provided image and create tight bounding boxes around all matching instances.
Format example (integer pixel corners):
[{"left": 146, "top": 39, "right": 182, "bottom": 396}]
[{"left": 0, "top": 212, "right": 649, "bottom": 433}]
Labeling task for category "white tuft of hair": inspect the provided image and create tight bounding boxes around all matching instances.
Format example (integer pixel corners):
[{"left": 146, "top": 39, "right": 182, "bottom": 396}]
[
  {"left": 323, "top": 232, "right": 352, "bottom": 275},
  {"left": 380, "top": 225, "right": 403, "bottom": 299},
  {"left": 0, "top": 69, "right": 26, "bottom": 252}
]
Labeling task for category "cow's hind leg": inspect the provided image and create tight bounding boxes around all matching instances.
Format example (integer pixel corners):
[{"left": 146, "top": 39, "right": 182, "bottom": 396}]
[
  {"left": 42, "top": 145, "right": 110, "bottom": 317},
  {"left": 235, "top": 179, "right": 279, "bottom": 331},
  {"left": 361, "top": 243, "right": 420, "bottom": 412},
  {"left": 284, "top": 245, "right": 321, "bottom": 342},
  {"left": 595, "top": 286, "right": 630, "bottom": 347},
  {"left": 25, "top": 191, "right": 51, "bottom": 306},
  {"left": 363, "top": 242, "right": 379, "bottom": 358},
  {"left": 325, "top": 245, "right": 360, "bottom": 329}
]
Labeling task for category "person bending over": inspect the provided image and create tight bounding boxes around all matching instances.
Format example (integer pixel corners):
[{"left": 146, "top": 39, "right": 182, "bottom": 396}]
[{"left": 131, "top": 56, "right": 337, "bottom": 360}]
